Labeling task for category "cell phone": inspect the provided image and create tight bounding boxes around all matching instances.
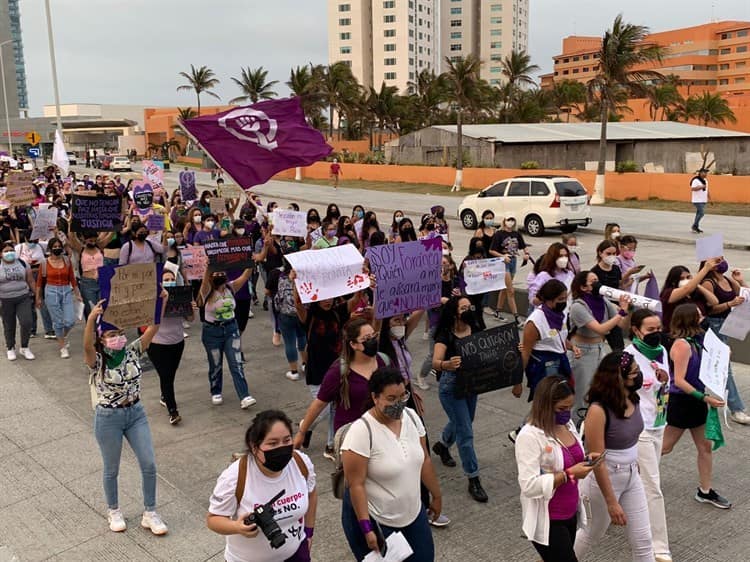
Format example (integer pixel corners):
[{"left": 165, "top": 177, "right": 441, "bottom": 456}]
[
  {"left": 586, "top": 450, "right": 607, "bottom": 467},
  {"left": 632, "top": 265, "right": 646, "bottom": 273},
  {"left": 221, "top": 217, "right": 231, "bottom": 230}
]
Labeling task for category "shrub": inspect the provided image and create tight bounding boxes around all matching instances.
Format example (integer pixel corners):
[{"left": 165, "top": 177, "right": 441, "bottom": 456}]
[
  {"left": 615, "top": 160, "right": 640, "bottom": 173},
  {"left": 520, "top": 160, "right": 540, "bottom": 170}
]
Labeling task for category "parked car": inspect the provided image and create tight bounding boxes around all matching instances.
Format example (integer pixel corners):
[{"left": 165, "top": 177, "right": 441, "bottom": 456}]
[
  {"left": 66, "top": 152, "right": 77, "bottom": 165},
  {"left": 110, "top": 156, "right": 132, "bottom": 172},
  {"left": 457, "top": 175, "right": 592, "bottom": 237}
]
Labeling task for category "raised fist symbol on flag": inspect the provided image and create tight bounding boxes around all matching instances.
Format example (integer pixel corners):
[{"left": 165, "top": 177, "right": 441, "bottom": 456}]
[{"left": 219, "top": 108, "right": 279, "bottom": 151}]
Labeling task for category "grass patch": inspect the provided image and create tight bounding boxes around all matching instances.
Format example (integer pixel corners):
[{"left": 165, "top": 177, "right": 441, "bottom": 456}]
[
  {"left": 298, "top": 178, "right": 465, "bottom": 197},
  {"left": 603, "top": 199, "right": 749, "bottom": 217}
]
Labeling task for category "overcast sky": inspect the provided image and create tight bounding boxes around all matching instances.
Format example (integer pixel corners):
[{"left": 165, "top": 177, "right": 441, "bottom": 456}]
[{"left": 19, "top": 0, "right": 750, "bottom": 115}]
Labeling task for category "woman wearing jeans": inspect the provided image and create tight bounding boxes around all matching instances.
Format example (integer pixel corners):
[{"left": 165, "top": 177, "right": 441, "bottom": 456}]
[
  {"left": 0, "top": 242, "right": 36, "bottom": 361},
  {"left": 266, "top": 261, "right": 307, "bottom": 381},
  {"left": 68, "top": 230, "right": 112, "bottom": 320},
  {"left": 83, "top": 298, "right": 168, "bottom": 535}
]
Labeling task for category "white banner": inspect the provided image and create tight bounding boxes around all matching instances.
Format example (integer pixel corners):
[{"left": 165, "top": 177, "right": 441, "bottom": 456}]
[
  {"left": 30, "top": 205, "right": 58, "bottom": 240},
  {"left": 699, "top": 328, "right": 730, "bottom": 399},
  {"left": 285, "top": 244, "right": 369, "bottom": 304},
  {"left": 597, "top": 284, "right": 662, "bottom": 312},
  {"left": 463, "top": 258, "right": 506, "bottom": 295},
  {"left": 720, "top": 287, "right": 750, "bottom": 341},
  {"left": 696, "top": 233, "right": 723, "bottom": 262},
  {"left": 271, "top": 209, "right": 308, "bottom": 237}
]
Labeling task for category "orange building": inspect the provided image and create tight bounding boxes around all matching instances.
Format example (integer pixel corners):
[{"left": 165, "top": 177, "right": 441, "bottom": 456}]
[{"left": 541, "top": 21, "right": 750, "bottom": 132}]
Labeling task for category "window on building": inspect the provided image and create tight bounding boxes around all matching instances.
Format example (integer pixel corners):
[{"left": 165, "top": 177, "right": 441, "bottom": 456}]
[
  {"left": 450, "top": 19, "right": 461, "bottom": 27},
  {"left": 419, "top": 46, "right": 423, "bottom": 53},
  {"left": 409, "top": 14, "right": 413, "bottom": 22},
  {"left": 709, "top": 49, "right": 719, "bottom": 55},
  {"left": 490, "top": 67, "right": 501, "bottom": 73},
  {"left": 737, "top": 30, "right": 748, "bottom": 38},
  {"left": 409, "top": 57, "right": 414, "bottom": 66},
  {"left": 385, "top": 43, "right": 396, "bottom": 51},
  {"left": 385, "top": 72, "right": 396, "bottom": 80},
  {"left": 490, "top": 41, "right": 502, "bottom": 49},
  {"left": 409, "top": 29, "right": 414, "bottom": 37},
  {"left": 340, "top": 32, "right": 350, "bottom": 40},
  {"left": 418, "top": 3, "right": 422, "bottom": 10},
  {"left": 720, "top": 47, "right": 731, "bottom": 54},
  {"left": 419, "top": 18, "right": 423, "bottom": 26},
  {"left": 491, "top": 29, "right": 501, "bottom": 36},
  {"left": 582, "top": 67, "right": 589, "bottom": 72},
  {"left": 339, "top": 3, "right": 351, "bottom": 11},
  {"left": 491, "top": 3, "right": 502, "bottom": 11},
  {"left": 491, "top": 17, "right": 502, "bottom": 24},
  {"left": 409, "top": 43, "right": 414, "bottom": 51},
  {"left": 572, "top": 69, "right": 579, "bottom": 74},
  {"left": 384, "top": 29, "right": 396, "bottom": 37},
  {"left": 409, "top": 72, "right": 415, "bottom": 80},
  {"left": 340, "top": 46, "right": 351, "bottom": 54},
  {"left": 563, "top": 57, "right": 569, "bottom": 63},
  {"left": 491, "top": 54, "right": 502, "bottom": 61},
  {"left": 419, "top": 60, "right": 424, "bottom": 67},
  {"left": 419, "top": 32, "right": 423, "bottom": 39},
  {"left": 339, "top": 18, "right": 351, "bottom": 25},
  {"left": 428, "top": 48, "right": 431, "bottom": 55},
  {"left": 383, "top": 0, "right": 395, "bottom": 7},
  {"left": 384, "top": 58, "right": 397, "bottom": 66},
  {"left": 583, "top": 54, "right": 590, "bottom": 60},
  {"left": 720, "top": 63, "right": 730, "bottom": 70},
  {"left": 450, "top": 55, "right": 461, "bottom": 63},
  {"left": 343, "top": 60, "right": 352, "bottom": 67},
  {"left": 563, "top": 70, "right": 569, "bottom": 75},
  {"left": 737, "top": 46, "right": 748, "bottom": 53},
  {"left": 384, "top": 14, "right": 395, "bottom": 23},
  {"left": 451, "top": 32, "right": 462, "bottom": 39},
  {"left": 736, "top": 77, "right": 746, "bottom": 83},
  {"left": 554, "top": 71, "right": 559, "bottom": 76},
  {"left": 573, "top": 56, "right": 579, "bottom": 61},
  {"left": 720, "top": 78, "right": 729, "bottom": 85},
  {"left": 737, "top": 61, "right": 747, "bottom": 68},
  {"left": 450, "top": 8, "right": 462, "bottom": 15},
  {"left": 721, "top": 32, "right": 731, "bottom": 40},
  {"left": 450, "top": 43, "right": 461, "bottom": 51},
  {"left": 490, "top": 79, "right": 501, "bottom": 85}
]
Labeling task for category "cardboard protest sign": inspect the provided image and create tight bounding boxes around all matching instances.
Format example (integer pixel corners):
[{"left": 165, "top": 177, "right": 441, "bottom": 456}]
[
  {"left": 99, "top": 263, "right": 161, "bottom": 329},
  {"left": 71, "top": 194, "right": 123, "bottom": 232},
  {"left": 699, "top": 328, "right": 730, "bottom": 398},
  {"left": 142, "top": 160, "right": 164, "bottom": 188},
  {"left": 181, "top": 244, "right": 208, "bottom": 281},
  {"left": 5, "top": 172, "right": 36, "bottom": 206},
  {"left": 178, "top": 170, "right": 197, "bottom": 201},
  {"left": 203, "top": 237, "right": 253, "bottom": 271},
  {"left": 132, "top": 181, "right": 154, "bottom": 215},
  {"left": 271, "top": 209, "right": 307, "bottom": 237},
  {"left": 146, "top": 213, "right": 165, "bottom": 232},
  {"left": 463, "top": 258, "right": 507, "bottom": 295},
  {"left": 164, "top": 286, "right": 194, "bottom": 318},
  {"left": 219, "top": 183, "right": 244, "bottom": 200},
  {"left": 210, "top": 197, "right": 228, "bottom": 215},
  {"left": 365, "top": 238, "right": 442, "bottom": 319},
  {"left": 455, "top": 324, "right": 523, "bottom": 397},
  {"left": 720, "top": 287, "right": 750, "bottom": 340},
  {"left": 696, "top": 233, "right": 723, "bottom": 262},
  {"left": 30, "top": 205, "right": 58, "bottom": 240},
  {"left": 285, "top": 244, "right": 369, "bottom": 304}
]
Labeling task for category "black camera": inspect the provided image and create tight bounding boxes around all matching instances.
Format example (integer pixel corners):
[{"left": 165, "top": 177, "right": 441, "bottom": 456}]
[{"left": 243, "top": 489, "right": 286, "bottom": 549}]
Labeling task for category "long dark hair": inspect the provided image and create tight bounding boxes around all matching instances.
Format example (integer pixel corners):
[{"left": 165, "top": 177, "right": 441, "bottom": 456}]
[
  {"left": 435, "top": 295, "right": 473, "bottom": 340},
  {"left": 571, "top": 270, "right": 592, "bottom": 300},
  {"left": 586, "top": 351, "right": 640, "bottom": 418},
  {"left": 662, "top": 265, "right": 690, "bottom": 291},
  {"left": 398, "top": 218, "right": 417, "bottom": 242},
  {"left": 535, "top": 242, "right": 570, "bottom": 276},
  {"left": 529, "top": 376, "right": 574, "bottom": 437},
  {"left": 340, "top": 317, "right": 372, "bottom": 409}
]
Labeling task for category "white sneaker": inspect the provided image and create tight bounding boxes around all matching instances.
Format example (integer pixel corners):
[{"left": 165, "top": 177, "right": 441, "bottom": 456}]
[
  {"left": 141, "top": 510, "right": 168, "bottom": 536},
  {"left": 731, "top": 411, "right": 750, "bottom": 425},
  {"left": 248, "top": 309, "right": 254, "bottom": 319},
  {"left": 60, "top": 347, "right": 70, "bottom": 359},
  {"left": 285, "top": 371, "right": 300, "bottom": 381},
  {"left": 240, "top": 395, "right": 257, "bottom": 409},
  {"left": 6, "top": 349, "right": 16, "bottom": 361},
  {"left": 429, "top": 513, "right": 451, "bottom": 527},
  {"left": 183, "top": 332, "right": 189, "bottom": 338},
  {"left": 211, "top": 394, "right": 223, "bottom": 405},
  {"left": 414, "top": 376, "right": 430, "bottom": 390},
  {"left": 19, "top": 347, "right": 35, "bottom": 360},
  {"left": 108, "top": 508, "right": 127, "bottom": 532}
]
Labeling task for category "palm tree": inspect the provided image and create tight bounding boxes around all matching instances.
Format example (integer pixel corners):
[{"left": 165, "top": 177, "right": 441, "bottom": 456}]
[
  {"left": 148, "top": 140, "right": 182, "bottom": 162},
  {"left": 685, "top": 92, "right": 737, "bottom": 127},
  {"left": 287, "top": 65, "right": 326, "bottom": 123},
  {"left": 177, "top": 107, "right": 197, "bottom": 120},
  {"left": 406, "top": 69, "right": 446, "bottom": 129},
  {"left": 646, "top": 83, "right": 683, "bottom": 120},
  {"left": 552, "top": 80, "right": 587, "bottom": 122},
  {"left": 500, "top": 50, "right": 540, "bottom": 122},
  {"left": 176, "top": 65, "right": 221, "bottom": 116},
  {"left": 229, "top": 66, "right": 279, "bottom": 104},
  {"left": 588, "top": 15, "right": 665, "bottom": 203},
  {"left": 319, "top": 62, "right": 359, "bottom": 140},
  {"left": 442, "top": 55, "right": 484, "bottom": 191},
  {"left": 367, "top": 82, "right": 400, "bottom": 149}
]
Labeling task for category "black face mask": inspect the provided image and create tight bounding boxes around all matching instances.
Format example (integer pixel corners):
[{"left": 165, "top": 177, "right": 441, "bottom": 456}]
[
  {"left": 51, "top": 247, "right": 63, "bottom": 256},
  {"left": 591, "top": 281, "right": 603, "bottom": 295},
  {"left": 435, "top": 211, "right": 444, "bottom": 220},
  {"left": 699, "top": 318, "right": 710, "bottom": 332},
  {"left": 212, "top": 275, "right": 227, "bottom": 288},
  {"left": 425, "top": 223, "right": 435, "bottom": 231},
  {"left": 260, "top": 444, "right": 293, "bottom": 472},
  {"left": 136, "top": 232, "right": 148, "bottom": 241},
  {"left": 361, "top": 338, "right": 379, "bottom": 357},
  {"left": 642, "top": 331, "right": 662, "bottom": 348},
  {"left": 460, "top": 310, "right": 474, "bottom": 325},
  {"left": 553, "top": 302, "right": 567, "bottom": 313},
  {"left": 627, "top": 372, "right": 644, "bottom": 392},
  {"left": 85, "top": 242, "right": 97, "bottom": 249},
  {"left": 167, "top": 256, "right": 179, "bottom": 264}
]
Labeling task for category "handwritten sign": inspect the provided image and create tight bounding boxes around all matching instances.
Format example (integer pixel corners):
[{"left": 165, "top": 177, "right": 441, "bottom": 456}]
[
  {"left": 210, "top": 197, "right": 228, "bottom": 216},
  {"left": 696, "top": 233, "right": 723, "bottom": 262},
  {"left": 285, "top": 244, "right": 369, "bottom": 304},
  {"left": 71, "top": 194, "right": 123, "bottom": 232},
  {"left": 366, "top": 238, "right": 442, "bottom": 319},
  {"left": 146, "top": 213, "right": 165, "bottom": 232},
  {"left": 455, "top": 324, "right": 523, "bottom": 397},
  {"left": 182, "top": 244, "right": 208, "bottom": 281},
  {"left": 203, "top": 237, "right": 253, "bottom": 271},
  {"left": 463, "top": 258, "right": 506, "bottom": 295},
  {"left": 219, "top": 183, "right": 244, "bottom": 200},
  {"left": 720, "top": 287, "right": 750, "bottom": 340},
  {"left": 5, "top": 172, "right": 36, "bottom": 206},
  {"left": 30, "top": 205, "right": 58, "bottom": 240},
  {"left": 101, "top": 263, "right": 159, "bottom": 329},
  {"left": 699, "top": 328, "right": 730, "bottom": 398},
  {"left": 178, "top": 170, "right": 197, "bottom": 201},
  {"left": 142, "top": 160, "right": 164, "bottom": 188},
  {"left": 271, "top": 210, "right": 307, "bottom": 237},
  {"left": 164, "top": 286, "right": 193, "bottom": 318}
]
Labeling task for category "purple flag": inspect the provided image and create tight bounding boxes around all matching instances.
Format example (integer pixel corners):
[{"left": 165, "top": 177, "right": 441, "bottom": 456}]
[
  {"left": 643, "top": 273, "right": 661, "bottom": 318},
  {"left": 180, "top": 97, "right": 332, "bottom": 189}
]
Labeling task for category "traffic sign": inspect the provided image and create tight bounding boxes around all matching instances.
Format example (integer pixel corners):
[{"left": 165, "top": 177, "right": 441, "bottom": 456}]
[
  {"left": 26, "top": 131, "right": 40, "bottom": 146},
  {"left": 27, "top": 147, "right": 40, "bottom": 158}
]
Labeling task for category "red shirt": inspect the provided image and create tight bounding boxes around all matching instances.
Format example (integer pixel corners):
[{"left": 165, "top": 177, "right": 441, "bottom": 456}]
[{"left": 330, "top": 163, "right": 341, "bottom": 175}]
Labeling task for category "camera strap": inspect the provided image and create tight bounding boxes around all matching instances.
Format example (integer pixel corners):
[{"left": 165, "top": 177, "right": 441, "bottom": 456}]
[{"left": 234, "top": 452, "right": 310, "bottom": 514}]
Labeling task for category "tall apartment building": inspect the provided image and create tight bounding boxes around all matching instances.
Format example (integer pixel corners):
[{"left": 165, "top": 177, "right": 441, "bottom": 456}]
[
  {"left": 7, "top": 0, "right": 27, "bottom": 113},
  {"left": 440, "top": 0, "right": 529, "bottom": 85},
  {"left": 328, "top": 0, "right": 438, "bottom": 93},
  {"left": 0, "top": 0, "right": 27, "bottom": 118}
]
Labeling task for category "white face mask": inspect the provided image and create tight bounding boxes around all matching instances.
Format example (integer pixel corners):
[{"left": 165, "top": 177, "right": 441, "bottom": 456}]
[
  {"left": 205, "top": 221, "right": 215, "bottom": 229},
  {"left": 556, "top": 257, "right": 569, "bottom": 269},
  {"left": 193, "top": 215, "right": 202, "bottom": 223},
  {"left": 235, "top": 228, "right": 245, "bottom": 236},
  {"left": 442, "top": 249, "right": 451, "bottom": 256},
  {"left": 610, "top": 231, "right": 621, "bottom": 239},
  {"left": 678, "top": 279, "right": 691, "bottom": 288},
  {"left": 603, "top": 255, "right": 618, "bottom": 266},
  {"left": 390, "top": 325, "right": 406, "bottom": 339}
]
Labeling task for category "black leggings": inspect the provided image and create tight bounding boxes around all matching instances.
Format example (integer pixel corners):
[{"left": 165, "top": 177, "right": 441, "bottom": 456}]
[
  {"left": 532, "top": 515, "right": 578, "bottom": 562},
  {"left": 147, "top": 341, "right": 185, "bottom": 414}
]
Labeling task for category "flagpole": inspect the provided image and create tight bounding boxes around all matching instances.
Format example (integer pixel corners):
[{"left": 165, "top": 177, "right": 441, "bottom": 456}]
[{"left": 44, "top": 0, "right": 64, "bottom": 140}]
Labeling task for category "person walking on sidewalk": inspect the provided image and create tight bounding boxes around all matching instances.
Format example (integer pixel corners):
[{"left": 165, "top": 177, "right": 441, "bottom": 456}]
[
  {"left": 690, "top": 168, "right": 709, "bottom": 233},
  {"left": 330, "top": 158, "right": 342, "bottom": 189},
  {"left": 83, "top": 298, "right": 169, "bottom": 536},
  {"left": 0, "top": 242, "right": 36, "bottom": 361}
]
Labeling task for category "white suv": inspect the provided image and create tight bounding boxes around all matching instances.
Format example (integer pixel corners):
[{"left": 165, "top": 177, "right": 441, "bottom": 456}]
[
  {"left": 110, "top": 156, "right": 132, "bottom": 172},
  {"left": 458, "top": 175, "right": 592, "bottom": 236}
]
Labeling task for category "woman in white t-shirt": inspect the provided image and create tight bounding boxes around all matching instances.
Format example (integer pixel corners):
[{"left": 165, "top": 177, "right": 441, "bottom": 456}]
[
  {"left": 341, "top": 368, "right": 442, "bottom": 562},
  {"left": 208, "top": 410, "right": 317, "bottom": 562}
]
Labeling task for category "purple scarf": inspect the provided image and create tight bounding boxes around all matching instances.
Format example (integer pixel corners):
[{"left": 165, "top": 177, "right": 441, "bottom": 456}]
[
  {"left": 581, "top": 292, "right": 606, "bottom": 323},
  {"left": 541, "top": 304, "right": 565, "bottom": 331}
]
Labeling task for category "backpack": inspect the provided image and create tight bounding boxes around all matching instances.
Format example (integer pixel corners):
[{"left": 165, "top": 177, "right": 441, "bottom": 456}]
[{"left": 273, "top": 274, "right": 297, "bottom": 316}]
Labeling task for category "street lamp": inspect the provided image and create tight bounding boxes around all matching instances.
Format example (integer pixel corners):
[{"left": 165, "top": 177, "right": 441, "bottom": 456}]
[{"left": 0, "top": 39, "right": 13, "bottom": 156}]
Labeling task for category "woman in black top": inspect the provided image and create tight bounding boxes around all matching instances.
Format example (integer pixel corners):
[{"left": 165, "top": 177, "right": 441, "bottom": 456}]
[{"left": 590, "top": 240, "right": 625, "bottom": 351}]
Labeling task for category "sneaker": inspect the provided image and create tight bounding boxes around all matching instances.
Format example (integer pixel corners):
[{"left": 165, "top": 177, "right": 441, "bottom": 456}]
[
  {"left": 262, "top": 300, "right": 269, "bottom": 311},
  {"left": 44, "top": 332, "right": 56, "bottom": 340},
  {"left": 429, "top": 513, "right": 451, "bottom": 527},
  {"left": 19, "top": 347, "right": 35, "bottom": 360},
  {"left": 248, "top": 309, "right": 254, "bottom": 319},
  {"left": 169, "top": 412, "right": 182, "bottom": 425},
  {"left": 323, "top": 445, "right": 336, "bottom": 462},
  {"left": 141, "top": 511, "right": 168, "bottom": 535},
  {"left": 468, "top": 476, "right": 489, "bottom": 503},
  {"left": 414, "top": 376, "right": 430, "bottom": 390},
  {"left": 108, "top": 508, "right": 127, "bottom": 532},
  {"left": 29, "top": 332, "right": 36, "bottom": 338},
  {"left": 211, "top": 394, "right": 224, "bottom": 405},
  {"left": 183, "top": 332, "right": 189, "bottom": 339},
  {"left": 694, "top": 488, "right": 731, "bottom": 509},
  {"left": 285, "top": 370, "right": 300, "bottom": 381},
  {"left": 483, "top": 306, "right": 496, "bottom": 316},
  {"left": 508, "top": 428, "right": 519, "bottom": 444},
  {"left": 159, "top": 397, "right": 167, "bottom": 408},
  {"left": 432, "top": 442, "right": 457, "bottom": 467},
  {"left": 428, "top": 368, "right": 438, "bottom": 379},
  {"left": 240, "top": 395, "right": 257, "bottom": 409},
  {"left": 515, "top": 315, "right": 525, "bottom": 328},
  {"left": 272, "top": 332, "right": 281, "bottom": 346},
  {"left": 730, "top": 411, "right": 750, "bottom": 425},
  {"left": 60, "top": 347, "right": 70, "bottom": 359},
  {"left": 655, "top": 555, "right": 673, "bottom": 562},
  {"left": 6, "top": 349, "right": 16, "bottom": 361}
]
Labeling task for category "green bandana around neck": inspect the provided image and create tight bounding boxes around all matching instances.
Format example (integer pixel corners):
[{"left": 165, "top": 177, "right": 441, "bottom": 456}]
[
  {"left": 632, "top": 337, "right": 664, "bottom": 361},
  {"left": 104, "top": 348, "right": 127, "bottom": 369}
]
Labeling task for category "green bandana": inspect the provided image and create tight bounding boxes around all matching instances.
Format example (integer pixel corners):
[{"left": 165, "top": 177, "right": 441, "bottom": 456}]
[
  {"left": 632, "top": 337, "right": 664, "bottom": 361},
  {"left": 104, "top": 349, "right": 126, "bottom": 369},
  {"left": 705, "top": 406, "right": 725, "bottom": 451}
]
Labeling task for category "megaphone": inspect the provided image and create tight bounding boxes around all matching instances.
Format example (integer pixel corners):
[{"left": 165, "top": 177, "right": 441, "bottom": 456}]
[{"left": 597, "top": 284, "right": 662, "bottom": 313}]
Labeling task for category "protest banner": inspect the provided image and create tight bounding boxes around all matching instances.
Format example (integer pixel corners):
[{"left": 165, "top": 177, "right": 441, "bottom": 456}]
[
  {"left": 463, "top": 258, "right": 507, "bottom": 295},
  {"left": 71, "top": 194, "right": 123, "bottom": 232},
  {"left": 146, "top": 213, "right": 165, "bottom": 232},
  {"left": 178, "top": 170, "right": 197, "bottom": 201},
  {"left": 203, "top": 237, "right": 254, "bottom": 271},
  {"left": 210, "top": 197, "right": 228, "bottom": 215},
  {"left": 455, "top": 324, "right": 523, "bottom": 398},
  {"left": 271, "top": 209, "right": 307, "bottom": 237},
  {"left": 132, "top": 181, "right": 154, "bottom": 215},
  {"left": 5, "top": 172, "right": 36, "bottom": 206},
  {"left": 164, "top": 286, "right": 194, "bottom": 318},
  {"left": 142, "top": 160, "right": 164, "bottom": 188},
  {"left": 366, "top": 238, "right": 442, "bottom": 319},
  {"left": 696, "top": 233, "right": 723, "bottom": 262},
  {"left": 309, "top": 226, "right": 323, "bottom": 243},
  {"left": 219, "top": 183, "right": 244, "bottom": 200},
  {"left": 30, "top": 205, "right": 58, "bottom": 240},
  {"left": 181, "top": 244, "right": 208, "bottom": 281},
  {"left": 285, "top": 244, "right": 369, "bottom": 304},
  {"left": 100, "top": 263, "right": 161, "bottom": 329},
  {"left": 598, "top": 284, "right": 662, "bottom": 312},
  {"left": 699, "top": 328, "right": 731, "bottom": 398},
  {"left": 720, "top": 287, "right": 750, "bottom": 340}
]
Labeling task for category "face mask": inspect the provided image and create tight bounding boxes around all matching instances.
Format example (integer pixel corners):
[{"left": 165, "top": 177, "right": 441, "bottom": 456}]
[
  {"left": 555, "top": 410, "right": 572, "bottom": 425},
  {"left": 611, "top": 231, "right": 621, "bottom": 239},
  {"left": 193, "top": 215, "right": 202, "bottom": 223},
  {"left": 603, "top": 255, "right": 618, "bottom": 266},
  {"left": 556, "top": 257, "right": 569, "bottom": 269},
  {"left": 167, "top": 256, "right": 179, "bottom": 264},
  {"left": 104, "top": 335, "right": 127, "bottom": 351},
  {"left": 484, "top": 219, "right": 494, "bottom": 227},
  {"left": 383, "top": 400, "right": 407, "bottom": 420},
  {"left": 435, "top": 211, "right": 445, "bottom": 219},
  {"left": 716, "top": 260, "right": 729, "bottom": 274},
  {"left": 327, "top": 229, "right": 337, "bottom": 238},
  {"left": 699, "top": 318, "right": 710, "bottom": 332},
  {"left": 2, "top": 251, "right": 15, "bottom": 262},
  {"left": 85, "top": 242, "right": 97, "bottom": 249},
  {"left": 51, "top": 248, "right": 63, "bottom": 256},
  {"left": 394, "top": 216, "right": 403, "bottom": 223},
  {"left": 212, "top": 274, "right": 227, "bottom": 288},
  {"left": 361, "top": 338, "right": 379, "bottom": 357},
  {"left": 460, "top": 310, "right": 474, "bottom": 325},
  {"left": 390, "top": 325, "right": 406, "bottom": 339},
  {"left": 641, "top": 331, "right": 662, "bottom": 348},
  {"left": 205, "top": 221, "right": 215, "bottom": 229},
  {"left": 28, "top": 241, "right": 37, "bottom": 247},
  {"left": 167, "top": 238, "right": 175, "bottom": 247},
  {"left": 442, "top": 249, "right": 450, "bottom": 257},
  {"left": 678, "top": 279, "right": 690, "bottom": 288},
  {"left": 261, "top": 444, "right": 294, "bottom": 472},
  {"left": 356, "top": 210, "right": 364, "bottom": 219},
  {"left": 136, "top": 232, "right": 148, "bottom": 241},
  {"left": 628, "top": 372, "right": 644, "bottom": 392},
  {"left": 425, "top": 223, "right": 435, "bottom": 231},
  {"left": 553, "top": 301, "right": 567, "bottom": 313},
  {"left": 591, "top": 281, "right": 603, "bottom": 295},
  {"left": 205, "top": 198, "right": 211, "bottom": 205},
  {"left": 163, "top": 281, "right": 177, "bottom": 288},
  {"left": 235, "top": 228, "right": 245, "bottom": 236},
  {"left": 621, "top": 250, "right": 636, "bottom": 260}
]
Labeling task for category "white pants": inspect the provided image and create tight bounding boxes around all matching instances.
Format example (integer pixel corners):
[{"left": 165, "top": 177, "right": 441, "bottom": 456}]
[
  {"left": 574, "top": 462, "right": 655, "bottom": 562},
  {"left": 637, "top": 429, "right": 670, "bottom": 558}
]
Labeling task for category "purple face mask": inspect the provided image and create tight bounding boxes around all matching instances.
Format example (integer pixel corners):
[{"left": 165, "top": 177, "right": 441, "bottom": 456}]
[
  {"left": 716, "top": 260, "right": 729, "bottom": 274},
  {"left": 555, "top": 410, "right": 572, "bottom": 425}
]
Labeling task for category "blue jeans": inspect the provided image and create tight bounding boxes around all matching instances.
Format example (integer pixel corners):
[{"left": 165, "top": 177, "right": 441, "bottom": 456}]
[
  {"left": 278, "top": 313, "right": 307, "bottom": 364},
  {"left": 78, "top": 277, "right": 100, "bottom": 320},
  {"left": 307, "top": 384, "right": 334, "bottom": 447},
  {"left": 44, "top": 285, "right": 75, "bottom": 338},
  {"left": 341, "top": 488, "right": 435, "bottom": 562},
  {"left": 419, "top": 327, "right": 437, "bottom": 378},
  {"left": 438, "top": 371, "right": 479, "bottom": 477},
  {"left": 201, "top": 319, "right": 250, "bottom": 399},
  {"left": 707, "top": 316, "right": 745, "bottom": 413},
  {"left": 93, "top": 402, "right": 157, "bottom": 510},
  {"left": 693, "top": 202, "right": 706, "bottom": 229}
]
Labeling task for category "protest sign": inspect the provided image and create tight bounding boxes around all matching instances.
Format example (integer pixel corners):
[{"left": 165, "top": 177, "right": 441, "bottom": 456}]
[
  {"left": 142, "top": 160, "right": 164, "bottom": 188},
  {"left": 30, "top": 205, "right": 58, "bottom": 240},
  {"left": 285, "top": 244, "right": 369, "bottom": 304},
  {"left": 210, "top": 197, "right": 228, "bottom": 215},
  {"left": 182, "top": 244, "right": 208, "bottom": 281},
  {"left": 720, "top": 287, "right": 750, "bottom": 340},
  {"left": 178, "top": 170, "right": 197, "bottom": 201},
  {"left": 463, "top": 258, "right": 507, "bottom": 295},
  {"left": 366, "top": 238, "right": 442, "bottom": 319},
  {"left": 699, "top": 328, "right": 731, "bottom": 398},
  {"left": 696, "top": 233, "right": 723, "bottom": 262},
  {"left": 146, "top": 213, "right": 165, "bottom": 232},
  {"left": 309, "top": 226, "right": 323, "bottom": 243},
  {"left": 164, "top": 286, "right": 194, "bottom": 318},
  {"left": 71, "top": 194, "right": 123, "bottom": 232},
  {"left": 598, "top": 284, "right": 662, "bottom": 312},
  {"left": 271, "top": 209, "right": 307, "bottom": 237},
  {"left": 5, "top": 172, "right": 36, "bottom": 206},
  {"left": 203, "top": 237, "right": 254, "bottom": 271},
  {"left": 455, "top": 324, "right": 523, "bottom": 398},
  {"left": 219, "top": 183, "right": 244, "bottom": 200},
  {"left": 100, "top": 263, "right": 160, "bottom": 329},
  {"left": 132, "top": 181, "right": 154, "bottom": 215}
]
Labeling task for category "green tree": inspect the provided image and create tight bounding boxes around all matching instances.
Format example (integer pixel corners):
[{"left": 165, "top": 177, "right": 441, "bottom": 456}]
[
  {"left": 229, "top": 66, "right": 279, "bottom": 104},
  {"left": 406, "top": 69, "right": 447, "bottom": 130},
  {"left": 500, "top": 50, "right": 540, "bottom": 122},
  {"left": 646, "top": 83, "right": 683, "bottom": 120},
  {"left": 177, "top": 107, "right": 197, "bottom": 120},
  {"left": 588, "top": 15, "right": 665, "bottom": 202},
  {"left": 319, "top": 62, "right": 359, "bottom": 140},
  {"left": 367, "top": 82, "right": 400, "bottom": 150},
  {"left": 685, "top": 92, "right": 737, "bottom": 127},
  {"left": 176, "top": 65, "right": 221, "bottom": 116},
  {"left": 287, "top": 65, "right": 326, "bottom": 125},
  {"left": 552, "top": 80, "right": 587, "bottom": 122}
]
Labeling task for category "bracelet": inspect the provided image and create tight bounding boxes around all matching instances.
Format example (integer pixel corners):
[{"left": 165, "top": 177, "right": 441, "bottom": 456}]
[
  {"left": 358, "top": 519, "right": 373, "bottom": 534},
  {"left": 566, "top": 469, "right": 576, "bottom": 482},
  {"left": 617, "top": 309, "right": 628, "bottom": 317},
  {"left": 304, "top": 526, "right": 314, "bottom": 538},
  {"left": 690, "top": 390, "right": 706, "bottom": 402}
]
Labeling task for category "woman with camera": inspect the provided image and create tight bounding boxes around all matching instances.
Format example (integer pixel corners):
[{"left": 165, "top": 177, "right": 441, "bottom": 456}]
[{"left": 208, "top": 410, "right": 317, "bottom": 562}]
